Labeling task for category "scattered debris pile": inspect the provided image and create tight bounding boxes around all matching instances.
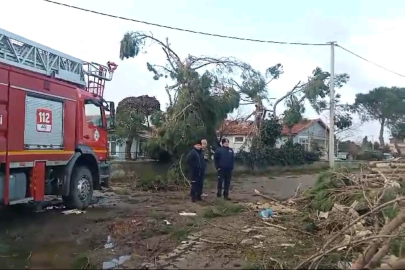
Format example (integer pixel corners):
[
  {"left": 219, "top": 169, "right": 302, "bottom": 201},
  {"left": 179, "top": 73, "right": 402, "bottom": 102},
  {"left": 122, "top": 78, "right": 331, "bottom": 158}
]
[{"left": 295, "top": 159, "right": 405, "bottom": 269}]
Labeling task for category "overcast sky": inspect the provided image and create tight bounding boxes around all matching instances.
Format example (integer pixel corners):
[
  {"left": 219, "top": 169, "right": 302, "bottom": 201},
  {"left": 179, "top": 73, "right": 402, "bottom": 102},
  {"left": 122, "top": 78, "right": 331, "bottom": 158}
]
[{"left": 1, "top": 0, "right": 404, "bottom": 143}]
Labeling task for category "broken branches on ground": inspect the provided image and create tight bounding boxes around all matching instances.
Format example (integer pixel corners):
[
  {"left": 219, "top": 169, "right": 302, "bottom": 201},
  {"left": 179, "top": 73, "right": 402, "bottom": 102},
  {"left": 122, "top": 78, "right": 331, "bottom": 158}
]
[{"left": 295, "top": 159, "right": 405, "bottom": 270}]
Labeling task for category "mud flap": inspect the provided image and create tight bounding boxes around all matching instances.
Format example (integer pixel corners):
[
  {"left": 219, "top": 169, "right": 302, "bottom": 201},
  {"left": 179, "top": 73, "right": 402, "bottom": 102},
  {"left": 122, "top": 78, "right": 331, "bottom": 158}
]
[{"left": 31, "top": 161, "right": 46, "bottom": 201}]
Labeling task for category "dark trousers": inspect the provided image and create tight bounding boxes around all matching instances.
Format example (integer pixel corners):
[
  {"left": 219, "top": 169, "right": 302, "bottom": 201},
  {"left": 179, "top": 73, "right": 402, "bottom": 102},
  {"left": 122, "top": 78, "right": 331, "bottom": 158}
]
[
  {"left": 217, "top": 169, "right": 232, "bottom": 197},
  {"left": 190, "top": 173, "right": 204, "bottom": 200}
]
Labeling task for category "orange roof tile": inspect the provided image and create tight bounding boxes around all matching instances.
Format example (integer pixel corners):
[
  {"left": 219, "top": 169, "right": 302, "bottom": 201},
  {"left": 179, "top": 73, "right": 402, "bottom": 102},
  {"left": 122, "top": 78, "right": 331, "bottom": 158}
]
[
  {"left": 217, "top": 118, "right": 328, "bottom": 136},
  {"left": 217, "top": 120, "right": 255, "bottom": 136}
]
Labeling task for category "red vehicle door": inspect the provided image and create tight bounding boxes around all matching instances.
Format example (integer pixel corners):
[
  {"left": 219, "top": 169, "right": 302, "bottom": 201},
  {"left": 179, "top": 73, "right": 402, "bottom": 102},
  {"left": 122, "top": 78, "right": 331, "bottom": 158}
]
[{"left": 82, "top": 99, "right": 108, "bottom": 161}]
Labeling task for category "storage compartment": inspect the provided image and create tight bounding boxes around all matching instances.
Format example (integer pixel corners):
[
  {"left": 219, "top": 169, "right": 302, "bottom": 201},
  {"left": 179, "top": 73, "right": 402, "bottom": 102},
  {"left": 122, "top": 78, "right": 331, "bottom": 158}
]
[
  {"left": 0, "top": 172, "right": 27, "bottom": 202},
  {"left": 24, "top": 95, "right": 64, "bottom": 149}
]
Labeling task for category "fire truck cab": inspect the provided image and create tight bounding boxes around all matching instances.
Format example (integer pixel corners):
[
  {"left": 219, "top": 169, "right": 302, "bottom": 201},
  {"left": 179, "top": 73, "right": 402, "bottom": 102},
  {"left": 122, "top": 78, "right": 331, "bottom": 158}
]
[{"left": 0, "top": 28, "right": 116, "bottom": 210}]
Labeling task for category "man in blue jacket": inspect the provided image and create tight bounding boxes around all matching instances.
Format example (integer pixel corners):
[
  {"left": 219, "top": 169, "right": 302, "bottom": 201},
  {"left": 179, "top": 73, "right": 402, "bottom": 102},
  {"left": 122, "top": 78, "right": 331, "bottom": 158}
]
[
  {"left": 214, "top": 138, "right": 235, "bottom": 200},
  {"left": 186, "top": 139, "right": 206, "bottom": 203}
]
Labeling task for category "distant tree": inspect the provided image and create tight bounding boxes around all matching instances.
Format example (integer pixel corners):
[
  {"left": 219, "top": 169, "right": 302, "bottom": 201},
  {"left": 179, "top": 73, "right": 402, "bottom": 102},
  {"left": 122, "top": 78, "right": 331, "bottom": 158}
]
[
  {"left": 353, "top": 87, "right": 405, "bottom": 146},
  {"left": 373, "top": 141, "right": 380, "bottom": 150},
  {"left": 361, "top": 136, "right": 373, "bottom": 150},
  {"left": 115, "top": 95, "right": 160, "bottom": 159},
  {"left": 390, "top": 122, "right": 405, "bottom": 156}
]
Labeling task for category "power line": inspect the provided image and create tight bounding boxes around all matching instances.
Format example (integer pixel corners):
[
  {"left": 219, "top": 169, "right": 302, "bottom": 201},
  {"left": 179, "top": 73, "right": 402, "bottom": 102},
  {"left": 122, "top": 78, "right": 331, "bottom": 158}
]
[
  {"left": 337, "top": 44, "right": 405, "bottom": 78},
  {"left": 41, "top": 0, "right": 328, "bottom": 46},
  {"left": 40, "top": 0, "right": 405, "bottom": 78}
]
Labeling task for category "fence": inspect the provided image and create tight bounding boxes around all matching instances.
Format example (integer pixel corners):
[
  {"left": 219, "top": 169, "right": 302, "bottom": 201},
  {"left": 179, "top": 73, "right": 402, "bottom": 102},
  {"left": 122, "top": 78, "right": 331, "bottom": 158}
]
[{"left": 108, "top": 151, "right": 149, "bottom": 161}]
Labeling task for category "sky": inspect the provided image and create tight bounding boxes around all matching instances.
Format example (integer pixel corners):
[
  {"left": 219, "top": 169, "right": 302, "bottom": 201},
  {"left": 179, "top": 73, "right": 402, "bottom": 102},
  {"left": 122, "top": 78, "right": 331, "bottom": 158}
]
[{"left": 1, "top": 0, "right": 405, "bottom": 143}]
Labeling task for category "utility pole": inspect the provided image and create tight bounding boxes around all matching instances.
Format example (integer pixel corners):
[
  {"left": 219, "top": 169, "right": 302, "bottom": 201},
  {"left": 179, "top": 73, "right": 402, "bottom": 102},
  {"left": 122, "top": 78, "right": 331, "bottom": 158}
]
[{"left": 328, "top": 42, "right": 336, "bottom": 168}]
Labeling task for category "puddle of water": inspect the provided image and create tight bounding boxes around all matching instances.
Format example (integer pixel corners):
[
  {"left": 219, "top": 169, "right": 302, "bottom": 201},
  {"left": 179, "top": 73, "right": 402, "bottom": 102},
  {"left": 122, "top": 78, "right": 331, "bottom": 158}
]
[
  {"left": 0, "top": 239, "right": 90, "bottom": 269},
  {"left": 0, "top": 206, "right": 115, "bottom": 269}
]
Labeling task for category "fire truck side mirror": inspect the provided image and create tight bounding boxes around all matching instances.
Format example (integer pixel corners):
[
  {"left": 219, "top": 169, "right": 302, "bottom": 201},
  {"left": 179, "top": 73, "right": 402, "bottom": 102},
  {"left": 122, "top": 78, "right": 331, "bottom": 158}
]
[{"left": 109, "top": 101, "right": 115, "bottom": 129}]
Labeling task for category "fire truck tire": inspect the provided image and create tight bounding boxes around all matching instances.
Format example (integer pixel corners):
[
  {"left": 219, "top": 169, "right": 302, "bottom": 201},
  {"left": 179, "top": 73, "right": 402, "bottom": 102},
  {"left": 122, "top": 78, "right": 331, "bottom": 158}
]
[{"left": 62, "top": 166, "right": 94, "bottom": 210}]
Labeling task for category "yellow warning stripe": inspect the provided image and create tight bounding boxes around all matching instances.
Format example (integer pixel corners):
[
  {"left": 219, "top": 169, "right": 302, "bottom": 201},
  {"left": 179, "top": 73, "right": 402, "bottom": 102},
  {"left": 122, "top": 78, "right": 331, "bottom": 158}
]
[{"left": 0, "top": 150, "right": 107, "bottom": 155}]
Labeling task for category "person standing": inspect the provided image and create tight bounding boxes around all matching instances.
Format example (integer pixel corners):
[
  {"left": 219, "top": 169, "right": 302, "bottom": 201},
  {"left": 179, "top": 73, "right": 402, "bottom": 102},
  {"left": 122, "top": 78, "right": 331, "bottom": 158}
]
[
  {"left": 200, "top": 139, "right": 209, "bottom": 198},
  {"left": 186, "top": 139, "right": 206, "bottom": 202},
  {"left": 214, "top": 138, "right": 234, "bottom": 200}
]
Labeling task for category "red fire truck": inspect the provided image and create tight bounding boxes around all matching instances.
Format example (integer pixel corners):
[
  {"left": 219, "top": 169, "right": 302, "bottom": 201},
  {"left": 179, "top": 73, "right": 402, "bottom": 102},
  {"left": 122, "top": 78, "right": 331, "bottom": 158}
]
[{"left": 0, "top": 28, "right": 117, "bottom": 210}]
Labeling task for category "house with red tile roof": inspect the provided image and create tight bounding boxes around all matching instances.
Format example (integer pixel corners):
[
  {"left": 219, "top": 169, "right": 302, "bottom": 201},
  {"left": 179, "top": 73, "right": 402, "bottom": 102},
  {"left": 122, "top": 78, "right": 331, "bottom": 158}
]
[{"left": 217, "top": 118, "right": 329, "bottom": 155}]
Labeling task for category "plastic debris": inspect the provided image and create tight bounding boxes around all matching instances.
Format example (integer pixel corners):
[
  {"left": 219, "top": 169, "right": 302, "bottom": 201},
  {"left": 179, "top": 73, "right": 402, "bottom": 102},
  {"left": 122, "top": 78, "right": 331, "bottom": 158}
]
[
  {"left": 104, "top": 235, "right": 114, "bottom": 249},
  {"left": 179, "top": 212, "right": 197, "bottom": 216},
  {"left": 259, "top": 208, "right": 273, "bottom": 219},
  {"left": 102, "top": 255, "right": 131, "bottom": 269},
  {"left": 61, "top": 209, "right": 85, "bottom": 215},
  {"left": 163, "top": 220, "right": 171, "bottom": 225}
]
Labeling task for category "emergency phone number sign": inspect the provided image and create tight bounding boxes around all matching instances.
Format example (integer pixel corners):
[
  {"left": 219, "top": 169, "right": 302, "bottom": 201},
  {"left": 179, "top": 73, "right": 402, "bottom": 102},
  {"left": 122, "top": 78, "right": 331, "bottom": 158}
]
[{"left": 36, "top": 108, "right": 52, "bottom": 132}]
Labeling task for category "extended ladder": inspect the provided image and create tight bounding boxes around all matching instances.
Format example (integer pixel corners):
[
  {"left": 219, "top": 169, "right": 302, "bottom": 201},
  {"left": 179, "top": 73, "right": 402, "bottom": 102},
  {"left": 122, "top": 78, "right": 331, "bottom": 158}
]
[{"left": 0, "top": 28, "right": 86, "bottom": 86}]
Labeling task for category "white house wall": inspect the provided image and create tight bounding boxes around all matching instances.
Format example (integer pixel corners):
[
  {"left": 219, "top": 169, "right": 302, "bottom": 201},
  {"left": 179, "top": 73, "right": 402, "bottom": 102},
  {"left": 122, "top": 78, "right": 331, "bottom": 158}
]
[
  {"left": 223, "top": 121, "right": 328, "bottom": 153},
  {"left": 109, "top": 137, "right": 144, "bottom": 159},
  {"left": 221, "top": 135, "right": 251, "bottom": 153},
  {"left": 297, "top": 122, "right": 328, "bottom": 140}
]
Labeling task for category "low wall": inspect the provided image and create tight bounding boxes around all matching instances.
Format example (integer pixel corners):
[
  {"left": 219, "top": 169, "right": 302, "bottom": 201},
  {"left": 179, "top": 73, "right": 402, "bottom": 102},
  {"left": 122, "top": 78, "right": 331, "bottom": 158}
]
[{"left": 110, "top": 160, "right": 365, "bottom": 180}]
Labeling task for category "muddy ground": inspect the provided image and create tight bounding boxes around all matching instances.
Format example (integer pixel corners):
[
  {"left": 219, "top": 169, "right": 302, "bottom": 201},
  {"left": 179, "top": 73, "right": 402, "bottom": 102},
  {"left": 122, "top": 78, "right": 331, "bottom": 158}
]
[{"left": 0, "top": 172, "right": 323, "bottom": 269}]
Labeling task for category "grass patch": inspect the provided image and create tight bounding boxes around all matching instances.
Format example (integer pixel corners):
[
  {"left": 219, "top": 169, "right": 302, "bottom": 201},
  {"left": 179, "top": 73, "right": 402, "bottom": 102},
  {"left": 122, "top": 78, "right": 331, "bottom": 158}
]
[
  {"left": 203, "top": 200, "right": 244, "bottom": 218},
  {"left": 140, "top": 223, "right": 196, "bottom": 241},
  {"left": 149, "top": 210, "right": 166, "bottom": 220},
  {"left": 72, "top": 252, "right": 97, "bottom": 269}
]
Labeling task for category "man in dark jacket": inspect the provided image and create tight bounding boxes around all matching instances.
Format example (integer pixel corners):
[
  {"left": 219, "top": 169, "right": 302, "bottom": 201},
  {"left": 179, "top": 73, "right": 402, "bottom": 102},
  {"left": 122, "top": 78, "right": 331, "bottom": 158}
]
[
  {"left": 186, "top": 139, "right": 206, "bottom": 203},
  {"left": 214, "top": 138, "right": 234, "bottom": 200}
]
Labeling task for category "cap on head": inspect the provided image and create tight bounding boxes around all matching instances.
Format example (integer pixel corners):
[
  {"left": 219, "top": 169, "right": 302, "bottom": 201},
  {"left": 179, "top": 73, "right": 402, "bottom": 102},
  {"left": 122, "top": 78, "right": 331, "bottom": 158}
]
[
  {"left": 193, "top": 138, "right": 203, "bottom": 146},
  {"left": 221, "top": 138, "right": 229, "bottom": 145}
]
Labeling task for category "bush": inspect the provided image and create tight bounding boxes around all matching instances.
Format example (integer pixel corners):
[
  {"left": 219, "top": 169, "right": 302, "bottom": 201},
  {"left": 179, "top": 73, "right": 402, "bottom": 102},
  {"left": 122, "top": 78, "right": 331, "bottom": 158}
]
[
  {"left": 236, "top": 140, "right": 320, "bottom": 169},
  {"left": 356, "top": 150, "right": 383, "bottom": 161}
]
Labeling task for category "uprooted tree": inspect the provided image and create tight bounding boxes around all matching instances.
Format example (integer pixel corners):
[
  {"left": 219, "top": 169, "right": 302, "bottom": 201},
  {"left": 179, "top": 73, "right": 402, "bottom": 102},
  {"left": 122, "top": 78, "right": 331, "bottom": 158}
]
[
  {"left": 120, "top": 31, "right": 255, "bottom": 157},
  {"left": 119, "top": 31, "right": 257, "bottom": 186},
  {"left": 115, "top": 95, "right": 160, "bottom": 159},
  {"left": 231, "top": 62, "right": 352, "bottom": 139},
  {"left": 230, "top": 63, "right": 352, "bottom": 162}
]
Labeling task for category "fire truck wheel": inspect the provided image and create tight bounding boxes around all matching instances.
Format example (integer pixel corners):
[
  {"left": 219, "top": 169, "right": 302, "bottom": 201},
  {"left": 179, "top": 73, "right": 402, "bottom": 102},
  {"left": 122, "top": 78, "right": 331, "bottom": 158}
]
[{"left": 62, "top": 166, "right": 94, "bottom": 210}]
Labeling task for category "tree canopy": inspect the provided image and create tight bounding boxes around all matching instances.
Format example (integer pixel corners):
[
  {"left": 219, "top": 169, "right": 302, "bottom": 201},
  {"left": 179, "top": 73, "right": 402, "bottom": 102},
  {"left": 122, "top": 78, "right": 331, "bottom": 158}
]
[
  {"left": 353, "top": 87, "right": 405, "bottom": 146},
  {"left": 120, "top": 31, "right": 252, "bottom": 158},
  {"left": 118, "top": 31, "right": 351, "bottom": 164},
  {"left": 115, "top": 95, "right": 161, "bottom": 159}
]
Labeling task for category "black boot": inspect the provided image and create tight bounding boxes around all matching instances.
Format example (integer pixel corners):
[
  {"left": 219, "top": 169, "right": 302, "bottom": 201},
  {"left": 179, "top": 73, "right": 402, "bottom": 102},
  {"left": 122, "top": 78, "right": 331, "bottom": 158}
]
[{"left": 191, "top": 197, "right": 197, "bottom": 203}]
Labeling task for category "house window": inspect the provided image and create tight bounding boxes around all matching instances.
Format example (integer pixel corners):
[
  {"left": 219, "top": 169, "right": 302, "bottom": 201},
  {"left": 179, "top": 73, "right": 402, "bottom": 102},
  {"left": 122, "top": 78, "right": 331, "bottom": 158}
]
[
  {"left": 108, "top": 140, "right": 117, "bottom": 156},
  {"left": 298, "top": 137, "right": 310, "bottom": 151},
  {"left": 138, "top": 138, "right": 146, "bottom": 157},
  {"left": 234, "top": 136, "right": 244, "bottom": 143}
]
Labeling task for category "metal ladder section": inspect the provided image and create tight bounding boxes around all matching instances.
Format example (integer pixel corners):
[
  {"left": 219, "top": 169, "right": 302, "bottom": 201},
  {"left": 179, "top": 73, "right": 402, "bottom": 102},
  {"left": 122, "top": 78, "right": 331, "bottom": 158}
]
[{"left": 0, "top": 28, "right": 86, "bottom": 86}]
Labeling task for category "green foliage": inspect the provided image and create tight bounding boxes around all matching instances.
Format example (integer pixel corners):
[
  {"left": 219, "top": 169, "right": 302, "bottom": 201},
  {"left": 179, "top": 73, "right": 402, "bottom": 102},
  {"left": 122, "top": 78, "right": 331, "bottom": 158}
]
[
  {"left": 203, "top": 200, "right": 244, "bottom": 218},
  {"left": 117, "top": 95, "right": 160, "bottom": 115},
  {"left": 354, "top": 87, "right": 405, "bottom": 124},
  {"left": 277, "top": 67, "right": 351, "bottom": 135},
  {"left": 115, "top": 95, "right": 160, "bottom": 140},
  {"left": 356, "top": 150, "right": 383, "bottom": 161},
  {"left": 136, "top": 161, "right": 189, "bottom": 190},
  {"left": 236, "top": 119, "right": 320, "bottom": 169},
  {"left": 391, "top": 122, "right": 405, "bottom": 140},
  {"left": 114, "top": 110, "right": 146, "bottom": 140},
  {"left": 353, "top": 87, "right": 405, "bottom": 145},
  {"left": 305, "top": 170, "right": 360, "bottom": 211},
  {"left": 119, "top": 31, "right": 253, "bottom": 160}
]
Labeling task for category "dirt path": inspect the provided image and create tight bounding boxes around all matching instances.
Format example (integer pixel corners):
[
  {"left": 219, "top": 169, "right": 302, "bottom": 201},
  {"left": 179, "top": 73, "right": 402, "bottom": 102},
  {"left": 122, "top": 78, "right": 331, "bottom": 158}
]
[{"left": 0, "top": 173, "right": 320, "bottom": 269}]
